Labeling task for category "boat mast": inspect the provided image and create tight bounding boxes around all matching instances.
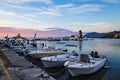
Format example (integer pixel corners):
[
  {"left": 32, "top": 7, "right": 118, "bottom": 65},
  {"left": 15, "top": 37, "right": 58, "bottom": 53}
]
[
  {"left": 78, "top": 30, "right": 82, "bottom": 53},
  {"left": 33, "top": 33, "right": 36, "bottom": 42}
]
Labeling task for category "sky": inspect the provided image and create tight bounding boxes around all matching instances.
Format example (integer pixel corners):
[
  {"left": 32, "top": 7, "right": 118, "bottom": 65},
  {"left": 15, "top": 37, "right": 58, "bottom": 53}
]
[{"left": 0, "top": 0, "right": 120, "bottom": 37}]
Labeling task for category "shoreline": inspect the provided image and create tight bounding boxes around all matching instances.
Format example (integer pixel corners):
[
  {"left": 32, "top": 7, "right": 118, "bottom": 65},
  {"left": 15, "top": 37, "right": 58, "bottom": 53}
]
[{"left": 0, "top": 45, "right": 55, "bottom": 80}]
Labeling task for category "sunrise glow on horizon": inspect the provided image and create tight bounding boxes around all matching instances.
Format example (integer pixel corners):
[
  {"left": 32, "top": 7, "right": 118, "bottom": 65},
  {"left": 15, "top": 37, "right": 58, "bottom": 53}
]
[{"left": 0, "top": 0, "right": 120, "bottom": 37}]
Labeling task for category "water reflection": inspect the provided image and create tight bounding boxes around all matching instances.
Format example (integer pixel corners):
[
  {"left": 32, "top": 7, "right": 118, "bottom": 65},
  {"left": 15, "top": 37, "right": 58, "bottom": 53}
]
[
  {"left": 44, "top": 67, "right": 108, "bottom": 80},
  {"left": 29, "top": 57, "right": 108, "bottom": 80},
  {"left": 69, "top": 69, "right": 107, "bottom": 80},
  {"left": 78, "top": 40, "right": 82, "bottom": 53},
  {"left": 31, "top": 39, "right": 120, "bottom": 80}
]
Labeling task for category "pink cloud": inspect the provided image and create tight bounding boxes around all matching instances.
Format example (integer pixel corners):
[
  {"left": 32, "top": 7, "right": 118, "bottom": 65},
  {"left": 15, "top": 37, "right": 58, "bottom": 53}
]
[{"left": 0, "top": 27, "right": 76, "bottom": 38}]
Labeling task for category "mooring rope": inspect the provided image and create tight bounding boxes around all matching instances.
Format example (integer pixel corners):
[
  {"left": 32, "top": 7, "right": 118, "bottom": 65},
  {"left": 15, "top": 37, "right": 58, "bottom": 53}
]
[
  {"left": 0, "top": 60, "right": 11, "bottom": 80},
  {"left": 44, "top": 67, "right": 67, "bottom": 76}
]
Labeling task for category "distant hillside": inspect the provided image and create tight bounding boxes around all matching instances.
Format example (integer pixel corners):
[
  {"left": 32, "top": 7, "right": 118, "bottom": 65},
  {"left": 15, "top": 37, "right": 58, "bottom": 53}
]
[
  {"left": 0, "top": 27, "right": 76, "bottom": 38},
  {"left": 84, "top": 32, "right": 106, "bottom": 38},
  {"left": 84, "top": 31, "right": 120, "bottom": 38}
]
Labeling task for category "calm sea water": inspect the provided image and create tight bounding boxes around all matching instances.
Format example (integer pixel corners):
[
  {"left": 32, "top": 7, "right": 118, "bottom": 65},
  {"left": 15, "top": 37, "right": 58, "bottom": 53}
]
[{"left": 35, "top": 39, "right": 120, "bottom": 80}]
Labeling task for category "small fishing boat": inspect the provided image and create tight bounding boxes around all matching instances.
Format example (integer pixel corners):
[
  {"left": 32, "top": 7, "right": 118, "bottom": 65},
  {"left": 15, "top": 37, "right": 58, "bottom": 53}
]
[
  {"left": 28, "top": 47, "right": 66, "bottom": 59},
  {"left": 41, "top": 50, "right": 78, "bottom": 68},
  {"left": 64, "top": 52, "right": 107, "bottom": 77}
]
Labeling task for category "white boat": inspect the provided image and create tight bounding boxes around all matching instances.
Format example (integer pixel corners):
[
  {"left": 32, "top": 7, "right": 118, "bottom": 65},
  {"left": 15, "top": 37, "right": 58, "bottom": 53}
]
[
  {"left": 64, "top": 53, "right": 107, "bottom": 77},
  {"left": 28, "top": 47, "right": 66, "bottom": 59},
  {"left": 41, "top": 51, "right": 78, "bottom": 68}
]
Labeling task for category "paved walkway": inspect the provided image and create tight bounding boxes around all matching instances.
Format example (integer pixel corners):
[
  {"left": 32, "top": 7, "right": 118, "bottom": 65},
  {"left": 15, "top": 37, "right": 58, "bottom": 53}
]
[{"left": 0, "top": 46, "right": 55, "bottom": 80}]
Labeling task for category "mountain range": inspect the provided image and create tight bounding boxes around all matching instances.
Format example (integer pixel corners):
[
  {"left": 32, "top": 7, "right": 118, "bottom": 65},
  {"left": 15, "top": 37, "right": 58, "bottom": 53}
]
[
  {"left": 84, "top": 31, "right": 120, "bottom": 38},
  {"left": 0, "top": 26, "right": 119, "bottom": 39}
]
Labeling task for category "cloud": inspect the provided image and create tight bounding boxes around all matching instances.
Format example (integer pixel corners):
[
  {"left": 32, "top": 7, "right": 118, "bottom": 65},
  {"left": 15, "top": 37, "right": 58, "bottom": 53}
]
[
  {"left": 71, "top": 0, "right": 88, "bottom": 2},
  {"left": 0, "top": 10, "right": 15, "bottom": 16},
  {"left": 88, "top": 22, "right": 113, "bottom": 26},
  {"left": 36, "top": 4, "right": 75, "bottom": 18},
  {"left": 69, "top": 4, "right": 105, "bottom": 14},
  {"left": 0, "top": 10, "right": 38, "bottom": 22},
  {"left": 72, "top": 21, "right": 119, "bottom": 32},
  {"left": 1, "top": 3, "right": 41, "bottom": 11},
  {"left": 85, "top": 22, "right": 115, "bottom": 27},
  {"left": 1, "top": 2, "right": 104, "bottom": 18},
  {"left": 73, "top": 22, "right": 116, "bottom": 27},
  {"left": 37, "top": 8, "right": 63, "bottom": 18},
  {"left": 16, "top": 15, "right": 39, "bottom": 22},
  {"left": 0, "top": 19, "right": 55, "bottom": 31},
  {"left": 103, "top": 0, "right": 120, "bottom": 3},
  {"left": 1, "top": 1, "right": 75, "bottom": 18},
  {"left": 72, "top": 22, "right": 83, "bottom": 25},
  {"left": 45, "top": 28, "right": 75, "bottom": 33},
  {"left": 24, "top": 14, "right": 37, "bottom": 18},
  {"left": 56, "top": 4, "right": 74, "bottom": 8},
  {"left": 86, "top": 22, "right": 119, "bottom": 32},
  {"left": 4, "top": 0, "right": 53, "bottom": 4}
]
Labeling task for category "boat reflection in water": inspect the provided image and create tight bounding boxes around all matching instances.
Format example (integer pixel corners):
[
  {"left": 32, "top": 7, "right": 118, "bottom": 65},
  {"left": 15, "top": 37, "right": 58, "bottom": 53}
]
[
  {"left": 45, "top": 67, "right": 108, "bottom": 80},
  {"left": 69, "top": 68, "right": 108, "bottom": 80}
]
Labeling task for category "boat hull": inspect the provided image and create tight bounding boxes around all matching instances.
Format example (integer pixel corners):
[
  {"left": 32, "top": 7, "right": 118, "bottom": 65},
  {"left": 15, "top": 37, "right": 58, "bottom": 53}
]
[
  {"left": 67, "top": 59, "right": 106, "bottom": 77},
  {"left": 29, "top": 52, "right": 64, "bottom": 59},
  {"left": 42, "top": 60, "right": 66, "bottom": 68},
  {"left": 28, "top": 49, "right": 66, "bottom": 59}
]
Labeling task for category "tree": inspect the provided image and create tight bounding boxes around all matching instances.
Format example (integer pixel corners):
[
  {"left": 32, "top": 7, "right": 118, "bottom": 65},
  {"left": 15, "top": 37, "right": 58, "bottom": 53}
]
[
  {"left": 79, "top": 30, "right": 82, "bottom": 39},
  {"left": 13, "top": 33, "right": 24, "bottom": 39}
]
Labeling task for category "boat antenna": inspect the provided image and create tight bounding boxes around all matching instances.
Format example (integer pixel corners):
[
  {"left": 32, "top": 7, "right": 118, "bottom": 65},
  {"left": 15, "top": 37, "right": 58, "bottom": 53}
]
[
  {"left": 33, "top": 33, "right": 36, "bottom": 41},
  {"left": 7, "top": 33, "right": 8, "bottom": 38}
]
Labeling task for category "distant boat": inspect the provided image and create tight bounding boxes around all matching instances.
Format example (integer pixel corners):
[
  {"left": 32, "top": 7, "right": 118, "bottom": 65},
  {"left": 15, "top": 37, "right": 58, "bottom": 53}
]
[
  {"left": 90, "top": 38, "right": 94, "bottom": 40},
  {"left": 56, "top": 41, "right": 65, "bottom": 44},
  {"left": 83, "top": 38, "right": 89, "bottom": 41},
  {"left": 41, "top": 51, "right": 78, "bottom": 68},
  {"left": 65, "top": 44, "right": 77, "bottom": 47},
  {"left": 64, "top": 53, "right": 107, "bottom": 77}
]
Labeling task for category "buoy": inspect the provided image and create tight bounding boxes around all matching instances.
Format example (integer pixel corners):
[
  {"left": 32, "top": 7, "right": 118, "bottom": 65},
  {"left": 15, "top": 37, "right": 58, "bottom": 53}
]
[{"left": 103, "top": 65, "right": 111, "bottom": 69}]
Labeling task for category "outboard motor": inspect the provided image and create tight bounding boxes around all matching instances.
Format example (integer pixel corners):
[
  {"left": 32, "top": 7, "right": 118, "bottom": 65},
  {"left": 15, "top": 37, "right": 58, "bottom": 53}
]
[{"left": 72, "top": 50, "right": 78, "bottom": 56}]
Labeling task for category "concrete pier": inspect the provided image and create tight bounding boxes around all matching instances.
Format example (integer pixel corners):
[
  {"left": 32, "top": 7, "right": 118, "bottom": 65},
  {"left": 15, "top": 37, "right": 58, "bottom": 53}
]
[{"left": 0, "top": 46, "right": 55, "bottom": 80}]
